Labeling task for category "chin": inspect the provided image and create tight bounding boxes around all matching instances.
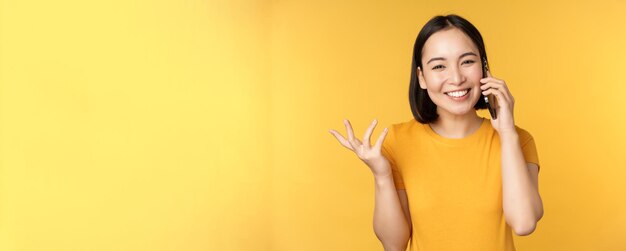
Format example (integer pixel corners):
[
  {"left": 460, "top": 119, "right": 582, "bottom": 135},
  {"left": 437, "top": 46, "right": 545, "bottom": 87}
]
[{"left": 449, "top": 108, "right": 474, "bottom": 116}]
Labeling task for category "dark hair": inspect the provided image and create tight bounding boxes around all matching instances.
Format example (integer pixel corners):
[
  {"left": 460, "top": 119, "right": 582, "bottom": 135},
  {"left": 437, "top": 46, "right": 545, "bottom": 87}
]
[{"left": 409, "top": 14, "right": 489, "bottom": 124}]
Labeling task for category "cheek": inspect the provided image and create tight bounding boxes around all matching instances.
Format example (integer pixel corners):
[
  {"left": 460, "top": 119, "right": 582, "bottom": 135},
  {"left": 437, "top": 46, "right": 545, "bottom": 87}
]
[
  {"left": 423, "top": 74, "right": 444, "bottom": 89},
  {"left": 469, "top": 70, "right": 484, "bottom": 86}
]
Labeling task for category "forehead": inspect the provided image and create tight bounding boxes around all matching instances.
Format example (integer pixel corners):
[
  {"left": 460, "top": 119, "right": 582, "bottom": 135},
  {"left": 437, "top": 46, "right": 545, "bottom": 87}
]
[{"left": 421, "top": 28, "right": 479, "bottom": 61}]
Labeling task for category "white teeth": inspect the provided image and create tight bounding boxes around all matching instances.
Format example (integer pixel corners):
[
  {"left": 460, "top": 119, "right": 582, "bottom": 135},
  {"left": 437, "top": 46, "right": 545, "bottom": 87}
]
[{"left": 446, "top": 89, "right": 469, "bottom": 97}]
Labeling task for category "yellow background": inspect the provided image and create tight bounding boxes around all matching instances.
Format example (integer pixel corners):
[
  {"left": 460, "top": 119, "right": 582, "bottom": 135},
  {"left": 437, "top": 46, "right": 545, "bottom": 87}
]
[{"left": 1, "top": 0, "right": 625, "bottom": 250}]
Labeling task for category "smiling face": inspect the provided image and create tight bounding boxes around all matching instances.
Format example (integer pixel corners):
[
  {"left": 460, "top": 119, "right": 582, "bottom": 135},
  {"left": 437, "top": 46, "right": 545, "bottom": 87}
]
[{"left": 417, "top": 27, "right": 484, "bottom": 118}]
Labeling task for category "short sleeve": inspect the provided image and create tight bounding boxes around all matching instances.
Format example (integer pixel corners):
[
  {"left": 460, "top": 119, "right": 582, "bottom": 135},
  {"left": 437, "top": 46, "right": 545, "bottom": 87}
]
[
  {"left": 381, "top": 124, "right": 405, "bottom": 189},
  {"left": 517, "top": 127, "right": 541, "bottom": 173}
]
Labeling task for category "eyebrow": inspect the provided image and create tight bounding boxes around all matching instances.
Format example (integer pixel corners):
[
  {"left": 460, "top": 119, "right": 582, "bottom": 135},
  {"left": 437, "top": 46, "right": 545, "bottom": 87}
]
[{"left": 426, "top": 52, "right": 478, "bottom": 65}]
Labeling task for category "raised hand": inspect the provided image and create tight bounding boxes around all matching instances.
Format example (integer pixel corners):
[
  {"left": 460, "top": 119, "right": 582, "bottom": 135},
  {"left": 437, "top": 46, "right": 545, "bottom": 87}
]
[
  {"left": 329, "top": 118, "right": 391, "bottom": 178},
  {"left": 480, "top": 69, "right": 516, "bottom": 135}
]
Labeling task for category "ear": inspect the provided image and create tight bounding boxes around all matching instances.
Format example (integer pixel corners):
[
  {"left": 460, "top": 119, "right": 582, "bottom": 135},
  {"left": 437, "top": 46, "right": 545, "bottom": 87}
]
[{"left": 417, "top": 67, "right": 427, "bottom": 89}]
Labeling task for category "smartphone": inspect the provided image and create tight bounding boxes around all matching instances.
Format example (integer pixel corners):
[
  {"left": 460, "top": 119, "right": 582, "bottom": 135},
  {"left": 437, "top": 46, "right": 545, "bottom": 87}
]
[{"left": 482, "top": 58, "right": 498, "bottom": 119}]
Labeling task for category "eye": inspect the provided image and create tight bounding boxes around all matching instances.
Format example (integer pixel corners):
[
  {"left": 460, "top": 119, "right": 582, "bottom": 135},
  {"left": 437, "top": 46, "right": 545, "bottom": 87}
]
[
  {"left": 432, "top": 65, "right": 444, "bottom": 70},
  {"left": 462, "top": 60, "right": 475, "bottom": 64}
]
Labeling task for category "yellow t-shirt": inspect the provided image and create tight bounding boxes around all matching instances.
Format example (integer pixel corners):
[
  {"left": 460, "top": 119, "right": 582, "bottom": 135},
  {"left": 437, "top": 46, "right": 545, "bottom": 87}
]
[{"left": 381, "top": 117, "right": 540, "bottom": 251}]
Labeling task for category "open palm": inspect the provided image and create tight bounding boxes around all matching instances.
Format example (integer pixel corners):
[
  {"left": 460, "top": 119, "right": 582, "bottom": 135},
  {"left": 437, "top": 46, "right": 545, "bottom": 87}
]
[{"left": 329, "top": 119, "right": 391, "bottom": 177}]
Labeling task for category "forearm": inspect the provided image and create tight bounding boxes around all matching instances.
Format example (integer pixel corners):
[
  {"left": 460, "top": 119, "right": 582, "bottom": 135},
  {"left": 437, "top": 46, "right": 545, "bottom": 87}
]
[
  {"left": 373, "top": 170, "right": 410, "bottom": 250},
  {"left": 500, "top": 132, "right": 543, "bottom": 235}
]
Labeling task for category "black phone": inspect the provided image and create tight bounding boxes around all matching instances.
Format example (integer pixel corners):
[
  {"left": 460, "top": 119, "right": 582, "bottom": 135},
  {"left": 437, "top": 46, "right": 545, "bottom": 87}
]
[{"left": 482, "top": 58, "right": 498, "bottom": 119}]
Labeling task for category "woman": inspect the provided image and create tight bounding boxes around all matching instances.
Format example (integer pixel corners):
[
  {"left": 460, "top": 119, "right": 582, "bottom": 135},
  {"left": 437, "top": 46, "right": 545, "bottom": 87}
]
[{"left": 329, "top": 14, "right": 542, "bottom": 251}]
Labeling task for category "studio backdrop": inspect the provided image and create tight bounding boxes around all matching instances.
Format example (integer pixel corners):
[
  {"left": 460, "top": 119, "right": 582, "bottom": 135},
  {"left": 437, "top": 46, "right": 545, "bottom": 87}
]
[{"left": 1, "top": 0, "right": 625, "bottom": 250}]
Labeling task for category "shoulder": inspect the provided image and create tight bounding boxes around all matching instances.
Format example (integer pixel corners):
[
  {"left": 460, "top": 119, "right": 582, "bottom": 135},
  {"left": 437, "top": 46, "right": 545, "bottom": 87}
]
[
  {"left": 383, "top": 119, "right": 427, "bottom": 149},
  {"left": 390, "top": 118, "right": 421, "bottom": 134},
  {"left": 513, "top": 125, "right": 535, "bottom": 142}
]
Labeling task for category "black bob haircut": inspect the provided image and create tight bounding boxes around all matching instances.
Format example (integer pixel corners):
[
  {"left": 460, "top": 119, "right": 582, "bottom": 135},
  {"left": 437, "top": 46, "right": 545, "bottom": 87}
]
[{"left": 409, "top": 14, "right": 490, "bottom": 124}]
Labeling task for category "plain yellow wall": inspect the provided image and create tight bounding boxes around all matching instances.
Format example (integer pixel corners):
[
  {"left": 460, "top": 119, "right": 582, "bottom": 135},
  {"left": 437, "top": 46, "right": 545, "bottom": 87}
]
[
  {"left": 1, "top": 0, "right": 625, "bottom": 250},
  {"left": 1, "top": 0, "right": 272, "bottom": 250}
]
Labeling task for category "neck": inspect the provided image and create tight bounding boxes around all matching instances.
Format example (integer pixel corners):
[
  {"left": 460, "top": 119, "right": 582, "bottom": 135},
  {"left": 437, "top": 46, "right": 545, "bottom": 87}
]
[{"left": 429, "top": 109, "right": 483, "bottom": 139}]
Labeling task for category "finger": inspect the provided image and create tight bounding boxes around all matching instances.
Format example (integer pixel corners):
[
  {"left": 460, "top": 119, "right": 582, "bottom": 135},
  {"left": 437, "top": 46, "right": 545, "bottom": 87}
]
[
  {"left": 482, "top": 88, "right": 503, "bottom": 104},
  {"left": 482, "top": 80, "right": 513, "bottom": 103},
  {"left": 343, "top": 119, "right": 361, "bottom": 151},
  {"left": 362, "top": 119, "right": 378, "bottom": 148},
  {"left": 482, "top": 88, "right": 509, "bottom": 108},
  {"left": 480, "top": 77, "right": 504, "bottom": 85},
  {"left": 479, "top": 82, "right": 505, "bottom": 94},
  {"left": 347, "top": 138, "right": 358, "bottom": 151},
  {"left": 480, "top": 81, "right": 509, "bottom": 95},
  {"left": 497, "top": 84, "right": 513, "bottom": 104},
  {"left": 482, "top": 81, "right": 513, "bottom": 104},
  {"left": 500, "top": 83, "right": 514, "bottom": 104},
  {"left": 349, "top": 137, "right": 363, "bottom": 153},
  {"left": 373, "top": 127, "right": 389, "bottom": 151},
  {"left": 344, "top": 119, "right": 355, "bottom": 141},
  {"left": 353, "top": 138, "right": 363, "bottom": 145},
  {"left": 329, "top": 129, "right": 354, "bottom": 150},
  {"left": 480, "top": 81, "right": 494, "bottom": 91},
  {"left": 486, "top": 69, "right": 492, "bottom": 78}
]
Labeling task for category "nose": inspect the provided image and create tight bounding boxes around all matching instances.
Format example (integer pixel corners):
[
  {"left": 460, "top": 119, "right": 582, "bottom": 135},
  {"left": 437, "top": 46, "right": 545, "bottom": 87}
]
[{"left": 448, "top": 65, "right": 465, "bottom": 85}]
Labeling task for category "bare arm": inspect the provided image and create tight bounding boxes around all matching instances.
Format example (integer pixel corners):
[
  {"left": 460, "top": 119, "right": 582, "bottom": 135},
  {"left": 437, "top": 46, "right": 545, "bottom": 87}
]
[
  {"left": 479, "top": 70, "right": 543, "bottom": 236},
  {"left": 398, "top": 189, "right": 412, "bottom": 236},
  {"left": 373, "top": 168, "right": 411, "bottom": 251},
  {"left": 500, "top": 132, "right": 543, "bottom": 236},
  {"left": 329, "top": 119, "right": 411, "bottom": 250}
]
